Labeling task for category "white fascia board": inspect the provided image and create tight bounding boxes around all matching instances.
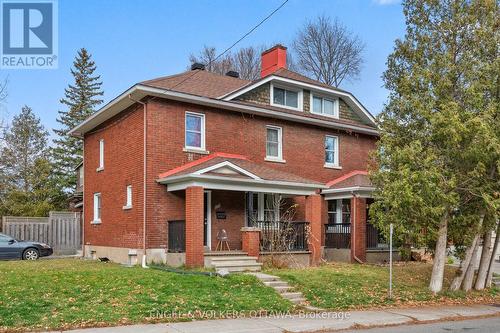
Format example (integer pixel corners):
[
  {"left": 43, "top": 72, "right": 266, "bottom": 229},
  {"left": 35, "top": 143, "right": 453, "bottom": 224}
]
[
  {"left": 193, "top": 161, "right": 261, "bottom": 180},
  {"left": 157, "top": 174, "right": 325, "bottom": 195},
  {"left": 321, "top": 186, "right": 376, "bottom": 194},
  {"left": 322, "top": 186, "right": 375, "bottom": 200},
  {"left": 69, "top": 84, "right": 379, "bottom": 137},
  {"left": 222, "top": 75, "right": 377, "bottom": 126}
]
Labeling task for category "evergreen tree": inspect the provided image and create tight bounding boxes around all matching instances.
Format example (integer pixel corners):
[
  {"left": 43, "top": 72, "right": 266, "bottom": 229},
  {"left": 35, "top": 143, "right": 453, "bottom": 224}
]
[
  {"left": 0, "top": 106, "right": 61, "bottom": 216},
  {"left": 52, "top": 48, "right": 103, "bottom": 194},
  {"left": 370, "top": 0, "right": 499, "bottom": 293}
]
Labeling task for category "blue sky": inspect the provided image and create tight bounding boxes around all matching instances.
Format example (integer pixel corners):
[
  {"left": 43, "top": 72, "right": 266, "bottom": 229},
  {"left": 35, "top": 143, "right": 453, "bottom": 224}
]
[{"left": 0, "top": 0, "right": 405, "bottom": 138}]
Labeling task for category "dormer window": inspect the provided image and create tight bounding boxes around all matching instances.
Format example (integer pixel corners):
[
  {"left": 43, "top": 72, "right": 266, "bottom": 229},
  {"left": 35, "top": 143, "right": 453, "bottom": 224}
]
[
  {"left": 311, "top": 94, "right": 339, "bottom": 118},
  {"left": 270, "top": 83, "right": 302, "bottom": 110}
]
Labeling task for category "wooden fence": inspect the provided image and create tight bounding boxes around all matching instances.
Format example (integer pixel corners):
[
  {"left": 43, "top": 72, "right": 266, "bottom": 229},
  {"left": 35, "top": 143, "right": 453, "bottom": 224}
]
[{"left": 1, "top": 211, "right": 82, "bottom": 255}]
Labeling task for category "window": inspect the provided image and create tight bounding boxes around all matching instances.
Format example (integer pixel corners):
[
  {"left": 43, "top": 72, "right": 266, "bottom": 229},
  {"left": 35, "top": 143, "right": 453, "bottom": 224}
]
[
  {"left": 341, "top": 199, "right": 351, "bottom": 223},
  {"left": 271, "top": 84, "right": 302, "bottom": 110},
  {"left": 93, "top": 193, "right": 101, "bottom": 223},
  {"left": 246, "top": 192, "right": 280, "bottom": 224},
  {"left": 327, "top": 200, "right": 337, "bottom": 224},
  {"left": 185, "top": 112, "right": 205, "bottom": 151},
  {"left": 311, "top": 95, "right": 339, "bottom": 118},
  {"left": 266, "top": 126, "right": 283, "bottom": 161},
  {"left": 324, "top": 136, "right": 339, "bottom": 167},
  {"left": 97, "top": 139, "right": 104, "bottom": 171},
  {"left": 124, "top": 185, "right": 132, "bottom": 209}
]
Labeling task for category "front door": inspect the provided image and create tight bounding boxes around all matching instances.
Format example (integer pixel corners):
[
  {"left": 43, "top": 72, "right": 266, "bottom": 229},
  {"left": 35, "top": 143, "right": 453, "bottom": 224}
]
[{"left": 203, "top": 191, "right": 211, "bottom": 249}]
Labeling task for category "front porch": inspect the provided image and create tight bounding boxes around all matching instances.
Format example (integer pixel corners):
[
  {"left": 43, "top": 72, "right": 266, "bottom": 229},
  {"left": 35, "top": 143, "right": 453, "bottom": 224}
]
[{"left": 157, "top": 153, "right": 325, "bottom": 268}]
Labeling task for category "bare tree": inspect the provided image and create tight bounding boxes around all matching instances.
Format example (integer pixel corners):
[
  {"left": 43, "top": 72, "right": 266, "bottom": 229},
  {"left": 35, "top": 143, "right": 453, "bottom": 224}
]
[
  {"left": 189, "top": 45, "right": 264, "bottom": 80},
  {"left": 292, "top": 15, "right": 365, "bottom": 87}
]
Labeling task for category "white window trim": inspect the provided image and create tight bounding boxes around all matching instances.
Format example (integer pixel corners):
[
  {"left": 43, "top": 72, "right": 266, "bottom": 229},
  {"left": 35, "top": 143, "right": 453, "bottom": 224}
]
[
  {"left": 265, "top": 125, "right": 285, "bottom": 162},
  {"left": 249, "top": 192, "right": 280, "bottom": 222},
  {"left": 96, "top": 139, "right": 104, "bottom": 172},
  {"left": 92, "top": 193, "right": 101, "bottom": 224},
  {"left": 310, "top": 93, "right": 339, "bottom": 119},
  {"left": 123, "top": 185, "right": 132, "bottom": 210},
  {"left": 270, "top": 82, "right": 303, "bottom": 111},
  {"left": 324, "top": 135, "right": 340, "bottom": 168},
  {"left": 184, "top": 111, "right": 206, "bottom": 152}
]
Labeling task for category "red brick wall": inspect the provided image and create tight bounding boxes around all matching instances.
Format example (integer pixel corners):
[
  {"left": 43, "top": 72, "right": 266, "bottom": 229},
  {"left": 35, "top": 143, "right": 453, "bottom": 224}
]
[
  {"left": 185, "top": 186, "right": 204, "bottom": 267},
  {"left": 351, "top": 197, "right": 367, "bottom": 262},
  {"left": 241, "top": 229, "right": 261, "bottom": 258},
  {"left": 210, "top": 190, "right": 245, "bottom": 250},
  {"left": 83, "top": 97, "right": 376, "bottom": 252},
  {"left": 83, "top": 104, "right": 144, "bottom": 249}
]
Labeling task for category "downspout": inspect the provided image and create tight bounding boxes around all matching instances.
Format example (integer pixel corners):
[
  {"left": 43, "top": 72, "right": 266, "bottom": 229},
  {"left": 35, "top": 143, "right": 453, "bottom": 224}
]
[
  {"left": 351, "top": 191, "right": 364, "bottom": 264},
  {"left": 129, "top": 95, "right": 148, "bottom": 268}
]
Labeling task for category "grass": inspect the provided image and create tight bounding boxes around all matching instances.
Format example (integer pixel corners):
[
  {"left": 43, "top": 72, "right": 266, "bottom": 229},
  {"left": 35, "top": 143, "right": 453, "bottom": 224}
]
[
  {"left": 266, "top": 262, "right": 499, "bottom": 310},
  {"left": 0, "top": 259, "right": 291, "bottom": 332}
]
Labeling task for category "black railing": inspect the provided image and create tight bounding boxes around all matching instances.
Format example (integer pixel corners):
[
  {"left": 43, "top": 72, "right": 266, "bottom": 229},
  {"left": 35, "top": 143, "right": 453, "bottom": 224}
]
[
  {"left": 324, "top": 223, "right": 351, "bottom": 249},
  {"left": 168, "top": 220, "right": 185, "bottom": 252},
  {"left": 366, "top": 223, "right": 386, "bottom": 249},
  {"left": 249, "top": 220, "right": 309, "bottom": 252}
]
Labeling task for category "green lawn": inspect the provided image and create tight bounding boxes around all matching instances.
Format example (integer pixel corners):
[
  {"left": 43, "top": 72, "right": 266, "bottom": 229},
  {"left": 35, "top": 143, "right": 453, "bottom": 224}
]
[
  {"left": 0, "top": 259, "right": 291, "bottom": 331},
  {"left": 266, "top": 262, "right": 499, "bottom": 310}
]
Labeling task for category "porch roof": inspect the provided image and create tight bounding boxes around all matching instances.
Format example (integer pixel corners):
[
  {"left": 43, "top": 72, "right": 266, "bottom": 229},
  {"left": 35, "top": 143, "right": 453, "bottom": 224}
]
[
  {"left": 157, "top": 152, "right": 325, "bottom": 195},
  {"left": 322, "top": 170, "right": 375, "bottom": 199}
]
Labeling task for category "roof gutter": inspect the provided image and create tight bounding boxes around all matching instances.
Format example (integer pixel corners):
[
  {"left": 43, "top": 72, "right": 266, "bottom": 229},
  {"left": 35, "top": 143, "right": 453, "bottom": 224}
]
[{"left": 69, "top": 85, "right": 379, "bottom": 138}]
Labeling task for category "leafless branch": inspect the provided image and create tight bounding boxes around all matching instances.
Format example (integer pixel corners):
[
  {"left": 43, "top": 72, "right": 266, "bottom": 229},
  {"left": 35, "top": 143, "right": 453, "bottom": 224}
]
[{"left": 293, "top": 15, "right": 365, "bottom": 87}]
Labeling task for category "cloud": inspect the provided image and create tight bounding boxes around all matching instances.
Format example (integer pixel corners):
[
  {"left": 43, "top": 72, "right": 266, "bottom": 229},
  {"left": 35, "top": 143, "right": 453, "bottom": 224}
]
[{"left": 373, "top": 0, "right": 400, "bottom": 5}]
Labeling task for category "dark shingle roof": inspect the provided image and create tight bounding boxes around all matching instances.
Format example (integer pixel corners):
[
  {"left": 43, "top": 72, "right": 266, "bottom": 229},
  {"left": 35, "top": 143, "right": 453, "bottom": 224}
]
[
  {"left": 141, "top": 70, "right": 251, "bottom": 99},
  {"left": 158, "top": 152, "right": 322, "bottom": 185}
]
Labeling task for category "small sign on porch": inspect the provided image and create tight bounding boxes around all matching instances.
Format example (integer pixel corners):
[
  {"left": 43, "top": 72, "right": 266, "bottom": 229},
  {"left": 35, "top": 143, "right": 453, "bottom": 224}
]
[{"left": 216, "top": 211, "right": 226, "bottom": 219}]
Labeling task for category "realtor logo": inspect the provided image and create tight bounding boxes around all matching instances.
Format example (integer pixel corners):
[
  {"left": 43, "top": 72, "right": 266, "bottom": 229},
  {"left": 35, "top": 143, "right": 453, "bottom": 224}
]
[{"left": 1, "top": 0, "right": 58, "bottom": 69}]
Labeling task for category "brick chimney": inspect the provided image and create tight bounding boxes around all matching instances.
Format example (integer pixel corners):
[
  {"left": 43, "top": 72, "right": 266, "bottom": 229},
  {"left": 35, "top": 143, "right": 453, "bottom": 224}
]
[{"left": 261, "top": 44, "right": 287, "bottom": 78}]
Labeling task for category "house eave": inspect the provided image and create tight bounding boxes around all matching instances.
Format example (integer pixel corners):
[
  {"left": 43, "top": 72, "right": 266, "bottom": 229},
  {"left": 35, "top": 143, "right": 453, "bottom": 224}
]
[
  {"left": 322, "top": 186, "right": 375, "bottom": 200},
  {"left": 69, "top": 85, "right": 380, "bottom": 138},
  {"left": 157, "top": 174, "right": 325, "bottom": 196}
]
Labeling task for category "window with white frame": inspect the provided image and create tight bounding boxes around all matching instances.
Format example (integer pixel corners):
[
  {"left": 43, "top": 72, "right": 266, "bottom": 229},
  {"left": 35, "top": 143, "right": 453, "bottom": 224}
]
[
  {"left": 266, "top": 126, "right": 283, "bottom": 160},
  {"left": 271, "top": 84, "right": 301, "bottom": 109},
  {"left": 97, "top": 139, "right": 104, "bottom": 170},
  {"left": 93, "top": 193, "right": 101, "bottom": 223},
  {"left": 185, "top": 112, "right": 205, "bottom": 150},
  {"left": 327, "top": 199, "right": 351, "bottom": 224},
  {"left": 246, "top": 192, "right": 280, "bottom": 224},
  {"left": 324, "top": 135, "right": 339, "bottom": 167},
  {"left": 312, "top": 94, "right": 339, "bottom": 118},
  {"left": 124, "top": 185, "right": 132, "bottom": 209}
]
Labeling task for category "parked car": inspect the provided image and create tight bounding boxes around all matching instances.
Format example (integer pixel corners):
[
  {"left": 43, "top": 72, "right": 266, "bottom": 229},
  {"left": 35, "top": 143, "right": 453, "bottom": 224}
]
[{"left": 0, "top": 233, "right": 53, "bottom": 260}]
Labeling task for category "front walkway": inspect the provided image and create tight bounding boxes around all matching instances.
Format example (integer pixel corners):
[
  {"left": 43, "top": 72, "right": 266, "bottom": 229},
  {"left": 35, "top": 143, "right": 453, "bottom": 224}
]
[{"left": 44, "top": 304, "right": 499, "bottom": 333}]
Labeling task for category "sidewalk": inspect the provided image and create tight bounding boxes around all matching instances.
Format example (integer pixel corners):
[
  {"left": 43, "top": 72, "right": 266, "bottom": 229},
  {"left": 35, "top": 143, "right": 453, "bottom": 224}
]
[{"left": 44, "top": 304, "right": 500, "bottom": 333}]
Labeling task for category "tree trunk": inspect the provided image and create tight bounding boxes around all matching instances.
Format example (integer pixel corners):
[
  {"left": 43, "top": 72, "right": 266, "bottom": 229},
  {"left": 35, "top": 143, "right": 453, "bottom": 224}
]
[
  {"left": 486, "top": 222, "right": 500, "bottom": 288},
  {"left": 429, "top": 214, "right": 448, "bottom": 293},
  {"left": 462, "top": 240, "right": 480, "bottom": 292},
  {"left": 449, "top": 234, "right": 480, "bottom": 291},
  {"left": 474, "top": 229, "right": 493, "bottom": 290}
]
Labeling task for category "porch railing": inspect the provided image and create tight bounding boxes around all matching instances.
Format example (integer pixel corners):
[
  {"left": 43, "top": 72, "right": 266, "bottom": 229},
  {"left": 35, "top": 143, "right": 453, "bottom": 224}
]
[
  {"left": 249, "top": 220, "right": 309, "bottom": 252},
  {"left": 167, "top": 220, "right": 185, "bottom": 252},
  {"left": 366, "top": 223, "right": 387, "bottom": 249},
  {"left": 324, "top": 223, "right": 351, "bottom": 249}
]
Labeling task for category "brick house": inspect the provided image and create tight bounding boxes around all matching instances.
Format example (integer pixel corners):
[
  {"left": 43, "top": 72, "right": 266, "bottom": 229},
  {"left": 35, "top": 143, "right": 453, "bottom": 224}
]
[{"left": 69, "top": 45, "right": 386, "bottom": 269}]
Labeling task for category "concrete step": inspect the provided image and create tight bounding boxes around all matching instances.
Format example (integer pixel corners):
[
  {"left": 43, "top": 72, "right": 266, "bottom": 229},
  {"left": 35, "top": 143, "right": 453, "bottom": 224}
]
[
  {"left": 288, "top": 297, "right": 307, "bottom": 304},
  {"left": 273, "top": 286, "right": 293, "bottom": 293},
  {"left": 281, "top": 292, "right": 303, "bottom": 299},
  {"left": 264, "top": 281, "right": 289, "bottom": 287},
  {"left": 212, "top": 260, "right": 261, "bottom": 267},
  {"left": 247, "top": 273, "right": 280, "bottom": 282},
  {"left": 216, "top": 264, "right": 263, "bottom": 272},
  {"left": 204, "top": 251, "right": 247, "bottom": 257},
  {"left": 210, "top": 256, "right": 258, "bottom": 262}
]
